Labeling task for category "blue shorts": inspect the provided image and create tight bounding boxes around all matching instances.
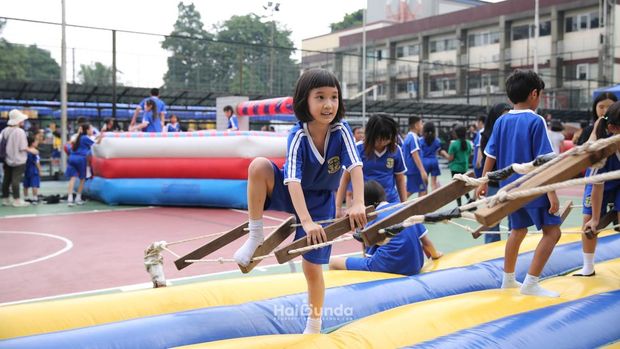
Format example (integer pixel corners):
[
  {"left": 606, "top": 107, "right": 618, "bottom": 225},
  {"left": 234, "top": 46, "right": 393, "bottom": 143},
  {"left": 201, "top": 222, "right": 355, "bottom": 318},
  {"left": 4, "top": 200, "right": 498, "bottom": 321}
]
[
  {"left": 51, "top": 149, "right": 61, "bottom": 159},
  {"left": 23, "top": 175, "right": 40, "bottom": 188},
  {"left": 582, "top": 184, "right": 619, "bottom": 216},
  {"left": 423, "top": 158, "right": 441, "bottom": 177},
  {"left": 406, "top": 173, "right": 427, "bottom": 194},
  {"left": 66, "top": 155, "right": 88, "bottom": 180},
  {"left": 508, "top": 206, "right": 562, "bottom": 230},
  {"left": 474, "top": 166, "right": 483, "bottom": 179},
  {"left": 265, "top": 162, "right": 333, "bottom": 264}
]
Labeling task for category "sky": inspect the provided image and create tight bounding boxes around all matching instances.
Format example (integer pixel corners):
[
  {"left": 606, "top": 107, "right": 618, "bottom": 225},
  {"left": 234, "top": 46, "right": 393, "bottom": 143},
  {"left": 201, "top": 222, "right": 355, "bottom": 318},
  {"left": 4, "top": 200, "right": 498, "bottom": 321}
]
[{"left": 1, "top": 0, "right": 366, "bottom": 87}]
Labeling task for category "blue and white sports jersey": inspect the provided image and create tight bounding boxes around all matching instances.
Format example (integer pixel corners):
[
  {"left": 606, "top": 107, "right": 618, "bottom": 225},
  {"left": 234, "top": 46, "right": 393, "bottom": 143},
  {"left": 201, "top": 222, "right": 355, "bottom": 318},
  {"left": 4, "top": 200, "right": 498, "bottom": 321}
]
[
  {"left": 356, "top": 142, "right": 407, "bottom": 203},
  {"left": 472, "top": 130, "right": 482, "bottom": 168},
  {"left": 364, "top": 202, "right": 426, "bottom": 275},
  {"left": 589, "top": 151, "right": 620, "bottom": 191},
  {"left": 419, "top": 137, "right": 442, "bottom": 159},
  {"left": 402, "top": 131, "right": 422, "bottom": 176},
  {"left": 139, "top": 97, "right": 167, "bottom": 116},
  {"left": 70, "top": 135, "right": 95, "bottom": 156},
  {"left": 227, "top": 115, "right": 239, "bottom": 130},
  {"left": 166, "top": 123, "right": 181, "bottom": 132},
  {"left": 485, "top": 109, "right": 554, "bottom": 208},
  {"left": 284, "top": 121, "right": 362, "bottom": 192}
]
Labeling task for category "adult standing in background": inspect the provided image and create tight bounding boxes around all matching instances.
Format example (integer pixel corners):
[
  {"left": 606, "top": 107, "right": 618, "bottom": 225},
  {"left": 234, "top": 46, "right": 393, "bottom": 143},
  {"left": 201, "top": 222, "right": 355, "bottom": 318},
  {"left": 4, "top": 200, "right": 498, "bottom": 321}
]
[
  {"left": 131, "top": 88, "right": 166, "bottom": 131},
  {"left": 224, "top": 105, "right": 239, "bottom": 131},
  {"left": 547, "top": 119, "right": 565, "bottom": 154},
  {"left": 1, "top": 110, "right": 30, "bottom": 207}
]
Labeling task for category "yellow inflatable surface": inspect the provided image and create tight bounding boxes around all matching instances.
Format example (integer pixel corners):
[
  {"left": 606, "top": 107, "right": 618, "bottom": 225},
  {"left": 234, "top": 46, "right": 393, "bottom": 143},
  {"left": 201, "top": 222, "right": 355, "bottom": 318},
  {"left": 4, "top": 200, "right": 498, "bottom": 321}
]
[
  {"left": 0, "top": 228, "right": 606, "bottom": 340},
  {"left": 179, "top": 258, "right": 620, "bottom": 349}
]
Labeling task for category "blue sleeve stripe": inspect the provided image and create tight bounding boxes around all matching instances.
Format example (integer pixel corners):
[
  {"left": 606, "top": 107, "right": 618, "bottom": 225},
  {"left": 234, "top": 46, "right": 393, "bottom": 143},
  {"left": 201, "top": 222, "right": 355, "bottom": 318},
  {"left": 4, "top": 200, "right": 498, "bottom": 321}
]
[{"left": 286, "top": 130, "right": 303, "bottom": 180}]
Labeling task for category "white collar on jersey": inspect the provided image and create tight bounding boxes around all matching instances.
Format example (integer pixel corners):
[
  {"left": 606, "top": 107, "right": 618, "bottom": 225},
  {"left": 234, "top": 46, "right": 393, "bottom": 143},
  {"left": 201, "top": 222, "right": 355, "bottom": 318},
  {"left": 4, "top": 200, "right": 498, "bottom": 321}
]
[
  {"left": 374, "top": 148, "right": 387, "bottom": 158},
  {"left": 507, "top": 109, "right": 537, "bottom": 114},
  {"left": 303, "top": 122, "right": 331, "bottom": 164}
]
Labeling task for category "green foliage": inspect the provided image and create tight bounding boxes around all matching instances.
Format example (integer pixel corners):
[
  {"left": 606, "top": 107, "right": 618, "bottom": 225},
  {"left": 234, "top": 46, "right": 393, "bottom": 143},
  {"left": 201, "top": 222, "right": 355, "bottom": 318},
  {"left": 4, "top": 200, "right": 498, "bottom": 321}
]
[
  {"left": 330, "top": 9, "right": 363, "bottom": 32},
  {"left": 161, "top": 2, "right": 298, "bottom": 96},
  {"left": 78, "top": 62, "right": 116, "bottom": 86},
  {"left": 0, "top": 39, "right": 60, "bottom": 81}
]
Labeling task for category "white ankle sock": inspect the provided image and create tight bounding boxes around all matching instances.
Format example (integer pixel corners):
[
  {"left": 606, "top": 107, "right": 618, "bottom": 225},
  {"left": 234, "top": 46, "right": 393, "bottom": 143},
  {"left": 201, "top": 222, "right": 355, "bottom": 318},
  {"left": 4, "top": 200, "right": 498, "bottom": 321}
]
[
  {"left": 303, "top": 317, "right": 322, "bottom": 334},
  {"left": 501, "top": 272, "right": 522, "bottom": 288},
  {"left": 68, "top": 194, "right": 74, "bottom": 203},
  {"left": 233, "top": 219, "right": 264, "bottom": 266},
  {"left": 76, "top": 193, "right": 82, "bottom": 202},
  {"left": 578, "top": 253, "right": 595, "bottom": 275},
  {"left": 520, "top": 274, "right": 559, "bottom": 297}
]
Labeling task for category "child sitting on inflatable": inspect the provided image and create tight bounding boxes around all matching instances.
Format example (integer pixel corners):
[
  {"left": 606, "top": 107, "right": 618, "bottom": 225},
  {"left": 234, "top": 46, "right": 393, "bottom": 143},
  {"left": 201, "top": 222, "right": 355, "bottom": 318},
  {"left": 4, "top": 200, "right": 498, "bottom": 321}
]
[{"left": 329, "top": 180, "right": 426, "bottom": 276}]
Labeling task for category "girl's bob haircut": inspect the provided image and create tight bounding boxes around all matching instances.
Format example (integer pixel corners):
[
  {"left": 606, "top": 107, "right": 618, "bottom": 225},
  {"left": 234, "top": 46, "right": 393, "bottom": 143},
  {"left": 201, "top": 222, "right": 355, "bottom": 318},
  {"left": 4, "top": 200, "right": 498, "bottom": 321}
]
[{"left": 293, "top": 68, "right": 344, "bottom": 124}]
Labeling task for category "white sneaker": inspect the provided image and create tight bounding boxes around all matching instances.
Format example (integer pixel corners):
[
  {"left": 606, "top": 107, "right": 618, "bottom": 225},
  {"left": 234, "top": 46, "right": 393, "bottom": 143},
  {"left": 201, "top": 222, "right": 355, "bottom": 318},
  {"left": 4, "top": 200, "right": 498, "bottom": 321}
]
[
  {"left": 75, "top": 199, "right": 85, "bottom": 206},
  {"left": 1, "top": 198, "right": 10, "bottom": 206},
  {"left": 67, "top": 201, "right": 75, "bottom": 207},
  {"left": 12, "top": 199, "right": 30, "bottom": 208}
]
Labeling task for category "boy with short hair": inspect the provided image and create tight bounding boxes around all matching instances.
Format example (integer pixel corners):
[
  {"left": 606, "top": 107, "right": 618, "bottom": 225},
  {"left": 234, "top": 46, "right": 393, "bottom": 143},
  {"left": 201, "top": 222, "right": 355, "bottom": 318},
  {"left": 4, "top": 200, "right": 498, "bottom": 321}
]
[
  {"left": 224, "top": 105, "right": 239, "bottom": 131},
  {"left": 477, "top": 70, "right": 561, "bottom": 297}
]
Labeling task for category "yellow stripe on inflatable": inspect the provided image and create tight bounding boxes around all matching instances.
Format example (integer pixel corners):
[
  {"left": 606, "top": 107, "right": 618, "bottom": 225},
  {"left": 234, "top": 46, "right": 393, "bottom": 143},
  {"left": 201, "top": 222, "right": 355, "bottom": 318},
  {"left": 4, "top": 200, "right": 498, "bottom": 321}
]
[
  {"left": 0, "top": 271, "right": 397, "bottom": 340},
  {"left": 601, "top": 341, "right": 620, "bottom": 348},
  {"left": 179, "top": 258, "right": 620, "bottom": 349},
  {"left": 423, "top": 228, "right": 613, "bottom": 272},
  {"left": 1, "top": 227, "right": 611, "bottom": 340}
]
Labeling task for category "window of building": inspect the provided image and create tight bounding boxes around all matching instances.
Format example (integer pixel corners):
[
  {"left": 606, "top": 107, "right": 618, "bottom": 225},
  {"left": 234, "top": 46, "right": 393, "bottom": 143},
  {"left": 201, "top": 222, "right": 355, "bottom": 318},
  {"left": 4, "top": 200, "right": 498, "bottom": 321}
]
[
  {"left": 577, "top": 63, "right": 588, "bottom": 80},
  {"left": 396, "top": 46, "right": 405, "bottom": 58},
  {"left": 566, "top": 11, "right": 601, "bottom": 33},
  {"left": 512, "top": 24, "right": 530, "bottom": 41},
  {"left": 468, "top": 31, "right": 501, "bottom": 47},
  {"left": 430, "top": 78, "right": 455, "bottom": 92},
  {"left": 408, "top": 44, "right": 420, "bottom": 56},
  {"left": 397, "top": 81, "right": 408, "bottom": 93},
  {"left": 539, "top": 21, "right": 551, "bottom": 36},
  {"left": 430, "top": 38, "right": 456, "bottom": 53}
]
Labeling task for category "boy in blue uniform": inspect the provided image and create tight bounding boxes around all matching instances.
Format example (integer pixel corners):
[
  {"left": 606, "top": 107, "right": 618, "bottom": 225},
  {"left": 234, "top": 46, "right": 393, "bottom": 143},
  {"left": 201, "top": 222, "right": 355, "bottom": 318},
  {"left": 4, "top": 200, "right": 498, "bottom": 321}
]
[
  {"left": 330, "top": 180, "right": 426, "bottom": 275},
  {"left": 224, "top": 105, "right": 239, "bottom": 131},
  {"left": 233, "top": 69, "right": 367, "bottom": 334},
  {"left": 478, "top": 70, "right": 561, "bottom": 297},
  {"left": 131, "top": 88, "right": 166, "bottom": 131},
  {"left": 472, "top": 115, "right": 486, "bottom": 178},
  {"left": 403, "top": 116, "right": 428, "bottom": 197}
]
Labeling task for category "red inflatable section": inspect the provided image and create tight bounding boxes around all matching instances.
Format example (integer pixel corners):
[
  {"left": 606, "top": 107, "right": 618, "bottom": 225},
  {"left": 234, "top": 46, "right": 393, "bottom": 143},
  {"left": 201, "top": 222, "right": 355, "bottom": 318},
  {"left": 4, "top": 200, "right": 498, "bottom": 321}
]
[
  {"left": 92, "top": 157, "right": 286, "bottom": 179},
  {"left": 236, "top": 97, "right": 293, "bottom": 116}
]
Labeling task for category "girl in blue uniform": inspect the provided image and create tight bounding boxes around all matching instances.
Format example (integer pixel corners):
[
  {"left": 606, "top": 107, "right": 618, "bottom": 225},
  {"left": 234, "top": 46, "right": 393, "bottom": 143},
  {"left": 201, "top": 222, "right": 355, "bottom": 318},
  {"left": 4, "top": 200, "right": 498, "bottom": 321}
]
[
  {"left": 165, "top": 114, "right": 182, "bottom": 132},
  {"left": 66, "top": 123, "right": 99, "bottom": 206},
  {"left": 330, "top": 180, "right": 425, "bottom": 275},
  {"left": 23, "top": 135, "right": 41, "bottom": 203},
  {"left": 578, "top": 101, "right": 620, "bottom": 277},
  {"left": 233, "top": 69, "right": 367, "bottom": 334},
  {"left": 402, "top": 116, "right": 428, "bottom": 197},
  {"left": 419, "top": 122, "right": 448, "bottom": 191},
  {"left": 335, "top": 114, "right": 407, "bottom": 210}
]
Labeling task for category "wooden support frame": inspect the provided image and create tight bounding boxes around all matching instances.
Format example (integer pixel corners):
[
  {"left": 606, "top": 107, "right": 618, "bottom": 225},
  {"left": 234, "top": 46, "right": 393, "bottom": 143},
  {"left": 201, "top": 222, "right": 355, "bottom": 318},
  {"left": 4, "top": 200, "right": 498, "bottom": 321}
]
[
  {"left": 586, "top": 209, "right": 618, "bottom": 239},
  {"left": 274, "top": 206, "right": 375, "bottom": 264},
  {"left": 238, "top": 216, "right": 296, "bottom": 273},
  {"left": 475, "top": 141, "right": 620, "bottom": 227},
  {"left": 174, "top": 221, "right": 249, "bottom": 270},
  {"left": 472, "top": 200, "right": 573, "bottom": 239},
  {"left": 360, "top": 171, "right": 475, "bottom": 246}
]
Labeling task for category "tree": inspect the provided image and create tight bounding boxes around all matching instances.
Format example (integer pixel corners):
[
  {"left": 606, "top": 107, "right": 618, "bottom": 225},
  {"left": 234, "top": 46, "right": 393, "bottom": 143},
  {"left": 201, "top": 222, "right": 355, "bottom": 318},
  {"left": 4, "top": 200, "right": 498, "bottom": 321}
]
[
  {"left": 0, "top": 39, "right": 60, "bottom": 81},
  {"left": 330, "top": 9, "right": 363, "bottom": 32},
  {"left": 161, "top": 2, "right": 215, "bottom": 90},
  {"left": 78, "top": 62, "right": 118, "bottom": 86},
  {"left": 214, "top": 14, "right": 297, "bottom": 96}
]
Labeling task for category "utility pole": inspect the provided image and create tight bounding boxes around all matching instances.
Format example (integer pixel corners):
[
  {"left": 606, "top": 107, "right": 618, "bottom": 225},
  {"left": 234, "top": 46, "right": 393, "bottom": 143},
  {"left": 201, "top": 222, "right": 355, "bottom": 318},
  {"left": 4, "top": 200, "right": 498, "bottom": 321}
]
[
  {"left": 60, "top": 0, "right": 68, "bottom": 173},
  {"left": 533, "top": 0, "right": 539, "bottom": 73},
  {"left": 263, "top": 2, "right": 280, "bottom": 96},
  {"left": 362, "top": 8, "right": 367, "bottom": 127}
]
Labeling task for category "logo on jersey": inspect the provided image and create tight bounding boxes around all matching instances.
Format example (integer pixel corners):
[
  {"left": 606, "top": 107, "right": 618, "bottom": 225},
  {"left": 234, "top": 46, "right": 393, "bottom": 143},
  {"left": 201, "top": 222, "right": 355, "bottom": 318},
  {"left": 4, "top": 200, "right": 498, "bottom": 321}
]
[
  {"left": 386, "top": 158, "right": 394, "bottom": 169},
  {"left": 584, "top": 196, "right": 591, "bottom": 208},
  {"left": 328, "top": 156, "right": 341, "bottom": 174}
]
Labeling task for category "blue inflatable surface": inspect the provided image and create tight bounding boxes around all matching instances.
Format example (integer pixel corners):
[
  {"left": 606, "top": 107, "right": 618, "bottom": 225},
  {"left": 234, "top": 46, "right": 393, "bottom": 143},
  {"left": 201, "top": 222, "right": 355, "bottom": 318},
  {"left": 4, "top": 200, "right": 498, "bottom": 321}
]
[
  {"left": 84, "top": 177, "right": 248, "bottom": 208},
  {"left": 2, "top": 234, "right": 619, "bottom": 349},
  {"left": 412, "top": 290, "right": 620, "bottom": 349}
]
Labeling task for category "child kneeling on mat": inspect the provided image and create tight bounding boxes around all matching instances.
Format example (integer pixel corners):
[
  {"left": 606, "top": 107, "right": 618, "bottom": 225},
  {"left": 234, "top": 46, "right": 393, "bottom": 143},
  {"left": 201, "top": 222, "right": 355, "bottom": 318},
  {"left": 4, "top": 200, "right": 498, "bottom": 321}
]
[{"left": 329, "top": 180, "right": 426, "bottom": 276}]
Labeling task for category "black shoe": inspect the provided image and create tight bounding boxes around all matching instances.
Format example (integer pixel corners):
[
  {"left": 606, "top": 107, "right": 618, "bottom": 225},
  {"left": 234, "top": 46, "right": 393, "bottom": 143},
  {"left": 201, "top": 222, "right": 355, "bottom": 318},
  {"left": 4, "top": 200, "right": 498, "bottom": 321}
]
[{"left": 573, "top": 271, "right": 596, "bottom": 277}]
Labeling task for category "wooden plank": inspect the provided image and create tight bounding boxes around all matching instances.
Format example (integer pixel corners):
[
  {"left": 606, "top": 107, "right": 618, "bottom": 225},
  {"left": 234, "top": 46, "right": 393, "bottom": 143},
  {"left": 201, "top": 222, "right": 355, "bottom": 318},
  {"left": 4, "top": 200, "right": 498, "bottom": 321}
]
[
  {"left": 472, "top": 200, "right": 572, "bottom": 239},
  {"left": 585, "top": 209, "right": 618, "bottom": 239},
  {"left": 238, "top": 216, "right": 296, "bottom": 273},
  {"left": 361, "top": 171, "right": 475, "bottom": 246},
  {"left": 174, "top": 221, "right": 249, "bottom": 270},
  {"left": 274, "top": 206, "right": 375, "bottom": 264},
  {"left": 475, "top": 141, "right": 620, "bottom": 227}
]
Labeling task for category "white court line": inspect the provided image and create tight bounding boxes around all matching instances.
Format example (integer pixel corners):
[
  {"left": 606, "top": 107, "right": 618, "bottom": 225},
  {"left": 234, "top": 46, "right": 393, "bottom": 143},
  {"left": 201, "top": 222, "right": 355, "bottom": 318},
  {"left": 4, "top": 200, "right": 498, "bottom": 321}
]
[
  {"left": 0, "top": 231, "right": 73, "bottom": 271},
  {"left": 0, "top": 251, "right": 363, "bottom": 306},
  {"left": 0, "top": 206, "right": 156, "bottom": 220},
  {"left": 230, "top": 208, "right": 286, "bottom": 223}
]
